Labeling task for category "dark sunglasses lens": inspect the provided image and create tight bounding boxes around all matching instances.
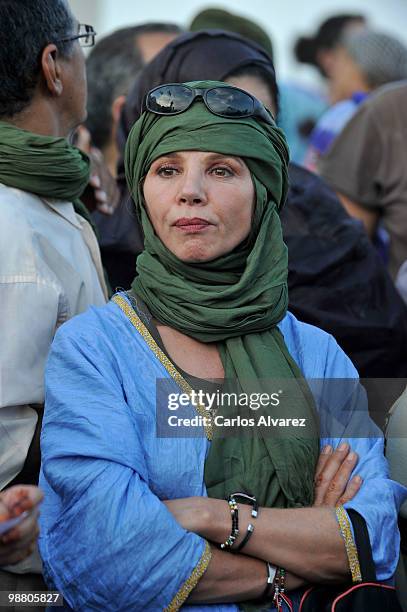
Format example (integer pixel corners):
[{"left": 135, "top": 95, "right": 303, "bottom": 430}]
[
  {"left": 206, "top": 87, "right": 254, "bottom": 117},
  {"left": 147, "top": 85, "right": 193, "bottom": 114}
]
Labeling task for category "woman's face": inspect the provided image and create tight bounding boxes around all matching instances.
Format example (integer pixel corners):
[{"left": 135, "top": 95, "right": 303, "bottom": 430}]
[
  {"left": 143, "top": 150, "right": 255, "bottom": 263},
  {"left": 327, "top": 47, "right": 369, "bottom": 103}
]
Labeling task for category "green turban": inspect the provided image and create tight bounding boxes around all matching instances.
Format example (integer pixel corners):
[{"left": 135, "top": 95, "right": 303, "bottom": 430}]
[{"left": 125, "top": 81, "right": 291, "bottom": 339}]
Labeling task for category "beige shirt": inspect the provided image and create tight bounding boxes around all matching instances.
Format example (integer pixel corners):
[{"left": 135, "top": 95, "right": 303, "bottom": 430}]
[
  {"left": 0, "top": 183, "right": 107, "bottom": 493},
  {"left": 319, "top": 81, "right": 407, "bottom": 279}
]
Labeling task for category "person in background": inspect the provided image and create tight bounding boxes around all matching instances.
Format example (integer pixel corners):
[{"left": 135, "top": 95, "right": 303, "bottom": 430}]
[
  {"left": 0, "top": 487, "right": 43, "bottom": 567},
  {"left": 294, "top": 13, "right": 367, "bottom": 102},
  {"left": 396, "top": 261, "right": 407, "bottom": 304},
  {"left": 189, "top": 7, "right": 274, "bottom": 58},
  {"left": 304, "top": 30, "right": 407, "bottom": 172},
  {"left": 319, "top": 81, "right": 407, "bottom": 283},
  {"left": 86, "top": 23, "right": 182, "bottom": 179},
  {"left": 189, "top": 7, "right": 328, "bottom": 164},
  {"left": 277, "top": 82, "right": 327, "bottom": 165},
  {"left": 0, "top": 0, "right": 107, "bottom": 592},
  {"left": 86, "top": 23, "right": 183, "bottom": 266}
]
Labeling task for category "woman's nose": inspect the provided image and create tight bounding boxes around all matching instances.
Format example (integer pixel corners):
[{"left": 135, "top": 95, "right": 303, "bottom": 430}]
[{"left": 177, "top": 170, "right": 207, "bottom": 205}]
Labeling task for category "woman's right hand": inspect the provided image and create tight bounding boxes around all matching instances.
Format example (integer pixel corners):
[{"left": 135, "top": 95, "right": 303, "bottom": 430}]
[{"left": 313, "top": 443, "right": 362, "bottom": 507}]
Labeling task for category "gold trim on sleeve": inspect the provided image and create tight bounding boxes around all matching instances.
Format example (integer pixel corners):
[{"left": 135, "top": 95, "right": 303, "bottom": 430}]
[
  {"left": 164, "top": 541, "right": 212, "bottom": 611},
  {"left": 112, "top": 294, "right": 213, "bottom": 440},
  {"left": 335, "top": 505, "right": 362, "bottom": 582}
]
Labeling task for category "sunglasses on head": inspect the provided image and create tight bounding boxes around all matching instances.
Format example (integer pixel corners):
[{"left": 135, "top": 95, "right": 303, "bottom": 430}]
[{"left": 144, "top": 83, "right": 274, "bottom": 125}]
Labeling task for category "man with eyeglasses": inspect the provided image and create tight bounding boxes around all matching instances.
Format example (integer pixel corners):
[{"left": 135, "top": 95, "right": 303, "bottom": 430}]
[{"left": 0, "top": 0, "right": 106, "bottom": 598}]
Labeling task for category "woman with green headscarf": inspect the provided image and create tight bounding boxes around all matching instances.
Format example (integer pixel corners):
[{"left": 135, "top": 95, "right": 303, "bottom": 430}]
[{"left": 38, "top": 81, "right": 403, "bottom": 611}]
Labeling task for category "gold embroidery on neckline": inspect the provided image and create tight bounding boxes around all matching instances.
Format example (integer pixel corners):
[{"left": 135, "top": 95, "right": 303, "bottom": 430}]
[{"left": 112, "top": 294, "right": 213, "bottom": 440}]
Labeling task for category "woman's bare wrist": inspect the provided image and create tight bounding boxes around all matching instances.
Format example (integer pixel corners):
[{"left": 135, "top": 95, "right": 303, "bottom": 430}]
[
  {"left": 182, "top": 498, "right": 230, "bottom": 542},
  {"left": 187, "top": 546, "right": 268, "bottom": 604}
]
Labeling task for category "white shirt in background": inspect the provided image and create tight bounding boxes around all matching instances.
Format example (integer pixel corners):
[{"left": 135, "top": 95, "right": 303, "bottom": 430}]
[{"left": 0, "top": 182, "right": 107, "bottom": 492}]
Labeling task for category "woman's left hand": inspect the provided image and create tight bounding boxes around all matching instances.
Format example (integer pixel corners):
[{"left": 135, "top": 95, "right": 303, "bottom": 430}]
[{"left": 313, "top": 443, "right": 362, "bottom": 507}]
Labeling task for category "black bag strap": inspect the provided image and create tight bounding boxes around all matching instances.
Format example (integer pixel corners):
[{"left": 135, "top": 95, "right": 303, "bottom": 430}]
[{"left": 347, "top": 509, "right": 377, "bottom": 582}]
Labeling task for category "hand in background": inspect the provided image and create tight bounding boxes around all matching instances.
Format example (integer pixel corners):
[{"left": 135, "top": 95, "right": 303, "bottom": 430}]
[{"left": 0, "top": 485, "right": 43, "bottom": 566}]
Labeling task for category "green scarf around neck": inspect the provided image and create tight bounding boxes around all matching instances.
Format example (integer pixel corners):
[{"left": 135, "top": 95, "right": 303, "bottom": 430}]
[
  {"left": 0, "top": 120, "right": 93, "bottom": 225},
  {"left": 125, "top": 82, "right": 319, "bottom": 607}
]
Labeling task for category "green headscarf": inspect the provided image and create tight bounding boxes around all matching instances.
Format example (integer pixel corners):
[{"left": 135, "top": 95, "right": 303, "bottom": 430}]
[
  {"left": 125, "top": 82, "right": 319, "bottom": 607},
  {"left": 0, "top": 121, "right": 93, "bottom": 225}
]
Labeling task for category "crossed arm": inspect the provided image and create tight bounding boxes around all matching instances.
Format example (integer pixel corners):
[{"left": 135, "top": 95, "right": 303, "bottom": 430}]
[
  {"left": 165, "top": 443, "right": 362, "bottom": 604},
  {"left": 43, "top": 328, "right": 398, "bottom": 610}
]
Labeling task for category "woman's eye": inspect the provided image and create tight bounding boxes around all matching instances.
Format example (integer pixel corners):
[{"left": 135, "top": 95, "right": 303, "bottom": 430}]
[
  {"left": 157, "top": 166, "right": 178, "bottom": 177},
  {"left": 210, "top": 166, "right": 233, "bottom": 177}
]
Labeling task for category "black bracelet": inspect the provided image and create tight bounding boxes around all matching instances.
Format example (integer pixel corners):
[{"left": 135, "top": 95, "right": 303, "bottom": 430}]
[
  {"left": 233, "top": 522, "right": 254, "bottom": 552},
  {"left": 261, "top": 562, "right": 277, "bottom": 600},
  {"left": 229, "top": 492, "right": 258, "bottom": 552},
  {"left": 219, "top": 497, "right": 239, "bottom": 549},
  {"left": 230, "top": 492, "right": 258, "bottom": 518}
]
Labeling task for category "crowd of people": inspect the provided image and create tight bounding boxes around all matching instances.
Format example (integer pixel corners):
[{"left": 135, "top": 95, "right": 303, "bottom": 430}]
[{"left": 1, "top": 1, "right": 407, "bottom": 611}]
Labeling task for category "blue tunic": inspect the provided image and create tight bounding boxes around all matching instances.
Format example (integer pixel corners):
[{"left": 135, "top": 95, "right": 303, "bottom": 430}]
[{"left": 39, "top": 294, "right": 406, "bottom": 611}]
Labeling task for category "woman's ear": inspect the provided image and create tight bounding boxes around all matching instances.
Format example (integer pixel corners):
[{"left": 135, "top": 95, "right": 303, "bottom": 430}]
[{"left": 41, "top": 44, "right": 63, "bottom": 96}]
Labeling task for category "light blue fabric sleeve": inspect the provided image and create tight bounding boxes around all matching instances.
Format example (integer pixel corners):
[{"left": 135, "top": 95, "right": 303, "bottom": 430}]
[
  {"left": 280, "top": 314, "right": 406, "bottom": 582},
  {"left": 39, "top": 320, "right": 210, "bottom": 611}
]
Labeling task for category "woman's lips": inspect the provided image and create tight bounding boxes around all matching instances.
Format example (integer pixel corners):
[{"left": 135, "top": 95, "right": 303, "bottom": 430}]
[{"left": 173, "top": 217, "right": 213, "bottom": 232}]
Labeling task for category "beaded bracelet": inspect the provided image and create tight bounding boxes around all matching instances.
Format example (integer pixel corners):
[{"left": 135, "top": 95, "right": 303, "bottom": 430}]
[
  {"left": 272, "top": 567, "right": 286, "bottom": 608},
  {"left": 229, "top": 492, "right": 258, "bottom": 553},
  {"left": 219, "top": 497, "right": 239, "bottom": 549}
]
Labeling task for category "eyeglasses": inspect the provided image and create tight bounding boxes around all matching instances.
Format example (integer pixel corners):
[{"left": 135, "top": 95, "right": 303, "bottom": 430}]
[
  {"left": 145, "top": 83, "right": 274, "bottom": 125},
  {"left": 59, "top": 23, "right": 97, "bottom": 48}
]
